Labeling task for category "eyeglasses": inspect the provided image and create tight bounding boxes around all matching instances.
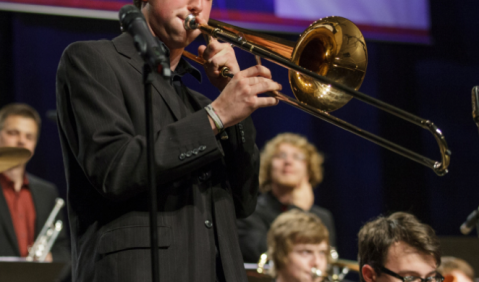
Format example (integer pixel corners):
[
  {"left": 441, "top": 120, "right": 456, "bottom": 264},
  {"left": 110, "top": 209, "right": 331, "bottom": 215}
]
[
  {"left": 380, "top": 266, "right": 444, "bottom": 282},
  {"left": 272, "top": 152, "right": 306, "bottom": 161}
]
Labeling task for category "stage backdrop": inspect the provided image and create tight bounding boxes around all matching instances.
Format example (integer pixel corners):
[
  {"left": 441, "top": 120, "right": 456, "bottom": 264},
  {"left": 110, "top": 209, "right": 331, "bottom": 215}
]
[{"left": 0, "top": 0, "right": 430, "bottom": 43}]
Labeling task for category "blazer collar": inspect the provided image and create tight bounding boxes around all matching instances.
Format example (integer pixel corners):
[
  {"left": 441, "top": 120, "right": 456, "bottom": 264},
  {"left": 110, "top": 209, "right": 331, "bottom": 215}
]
[{"left": 112, "top": 32, "right": 204, "bottom": 120}]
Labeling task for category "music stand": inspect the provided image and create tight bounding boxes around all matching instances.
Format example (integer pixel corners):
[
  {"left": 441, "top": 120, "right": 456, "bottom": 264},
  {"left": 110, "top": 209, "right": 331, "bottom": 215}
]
[{"left": 0, "top": 257, "right": 65, "bottom": 282}]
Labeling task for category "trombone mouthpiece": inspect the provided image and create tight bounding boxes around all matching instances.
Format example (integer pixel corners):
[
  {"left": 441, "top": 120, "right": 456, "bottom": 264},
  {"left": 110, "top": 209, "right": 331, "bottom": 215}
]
[
  {"left": 312, "top": 268, "right": 323, "bottom": 278},
  {"left": 184, "top": 14, "right": 198, "bottom": 30}
]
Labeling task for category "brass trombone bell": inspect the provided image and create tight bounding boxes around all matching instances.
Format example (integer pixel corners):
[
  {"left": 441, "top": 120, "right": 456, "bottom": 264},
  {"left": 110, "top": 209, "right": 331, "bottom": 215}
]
[
  {"left": 191, "top": 17, "right": 367, "bottom": 112},
  {"left": 183, "top": 16, "right": 450, "bottom": 176}
]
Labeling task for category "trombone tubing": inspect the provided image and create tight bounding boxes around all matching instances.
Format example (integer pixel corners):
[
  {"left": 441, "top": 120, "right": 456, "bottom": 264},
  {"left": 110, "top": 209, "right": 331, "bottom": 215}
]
[{"left": 187, "top": 20, "right": 450, "bottom": 176}]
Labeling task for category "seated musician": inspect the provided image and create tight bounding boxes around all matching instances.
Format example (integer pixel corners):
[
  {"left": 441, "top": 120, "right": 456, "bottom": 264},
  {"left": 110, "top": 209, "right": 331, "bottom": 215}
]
[
  {"left": 438, "top": 257, "right": 475, "bottom": 282},
  {"left": 0, "top": 103, "right": 69, "bottom": 263},
  {"left": 237, "top": 133, "right": 336, "bottom": 263},
  {"left": 358, "top": 212, "right": 443, "bottom": 282},
  {"left": 267, "top": 209, "right": 329, "bottom": 282}
]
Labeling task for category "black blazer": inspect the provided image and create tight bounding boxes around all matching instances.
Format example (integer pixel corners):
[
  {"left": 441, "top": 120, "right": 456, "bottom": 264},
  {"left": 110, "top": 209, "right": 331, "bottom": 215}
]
[
  {"left": 0, "top": 173, "right": 70, "bottom": 262},
  {"left": 56, "top": 32, "right": 259, "bottom": 282}
]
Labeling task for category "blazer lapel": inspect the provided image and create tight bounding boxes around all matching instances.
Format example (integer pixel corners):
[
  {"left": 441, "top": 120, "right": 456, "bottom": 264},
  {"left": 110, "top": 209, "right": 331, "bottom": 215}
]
[
  {"left": 112, "top": 33, "right": 183, "bottom": 121},
  {"left": 0, "top": 183, "right": 20, "bottom": 256},
  {"left": 29, "top": 177, "right": 49, "bottom": 239}
]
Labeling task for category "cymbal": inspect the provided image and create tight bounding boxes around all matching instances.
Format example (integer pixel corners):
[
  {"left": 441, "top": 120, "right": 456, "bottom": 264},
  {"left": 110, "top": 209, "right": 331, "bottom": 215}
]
[
  {"left": 332, "top": 259, "right": 360, "bottom": 272},
  {"left": 0, "top": 147, "right": 31, "bottom": 173}
]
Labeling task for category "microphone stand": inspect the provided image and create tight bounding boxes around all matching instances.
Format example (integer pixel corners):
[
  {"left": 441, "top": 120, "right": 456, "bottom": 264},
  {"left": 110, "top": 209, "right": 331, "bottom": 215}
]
[
  {"left": 119, "top": 5, "right": 170, "bottom": 281},
  {"left": 471, "top": 87, "right": 479, "bottom": 238},
  {"left": 142, "top": 40, "right": 170, "bottom": 282},
  {"left": 472, "top": 86, "right": 479, "bottom": 135}
]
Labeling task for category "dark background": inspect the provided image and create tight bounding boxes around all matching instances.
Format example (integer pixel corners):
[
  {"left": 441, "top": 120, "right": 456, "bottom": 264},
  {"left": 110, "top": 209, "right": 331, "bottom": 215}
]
[{"left": 0, "top": 1, "right": 478, "bottom": 272}]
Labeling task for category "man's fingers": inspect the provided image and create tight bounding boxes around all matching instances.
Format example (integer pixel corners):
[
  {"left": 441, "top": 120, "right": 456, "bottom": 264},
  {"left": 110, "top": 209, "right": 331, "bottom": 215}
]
[
  {"left": 256, "top": 97, "right": 279, "bottom": 108},
  {"left": 248, "top": 77, "right": 282, "bottom": 95},
  {"left": 197, "top": 45, "right": 207, "bottom": 58},
  {"left": 202, "top": 40, "right": 227, "bottom": 61},
  {"left": 238, "top": 65, "right": 272, "bottom": 80},
  {"left": 196, "top": 16, "right": 207, "bottom": 26}
]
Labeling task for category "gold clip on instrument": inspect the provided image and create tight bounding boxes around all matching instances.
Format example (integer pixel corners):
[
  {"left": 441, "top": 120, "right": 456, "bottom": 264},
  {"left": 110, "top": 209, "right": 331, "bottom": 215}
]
[
  {"left": 183, "top": 15, "right": 451, "bottom": 176},
  {"left": 27, "top": 198, "right": 65, "bottom": 262},
  {"left": 255, "top": 250, "right": 358, "bottom": 282}
]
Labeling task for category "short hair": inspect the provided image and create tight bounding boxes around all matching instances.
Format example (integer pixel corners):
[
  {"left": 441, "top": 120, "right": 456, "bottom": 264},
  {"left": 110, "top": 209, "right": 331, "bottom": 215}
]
[
  {"left": 133, "top": 0, "right": 141, "bottom": 9},
  {"left": 259, "top": 133, "right": 324, "bottom": 193},
  {"left": 267, "top": 209, "right": 329, "bottom": 275},
  {"left": 358, "top": 212, "right": 441, "bottom": 282},
  {"left": 438, "top": 257, "right": 474, "bottom": 281},
  {"left": 0, "top": 103, "right": 41, "bottom": 137}
]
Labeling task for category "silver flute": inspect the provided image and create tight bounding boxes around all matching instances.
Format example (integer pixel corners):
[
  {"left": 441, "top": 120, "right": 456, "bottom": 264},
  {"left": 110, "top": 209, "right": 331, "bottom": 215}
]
[{"left": 26, "top": 198, "right": 65, "bottom": 262}]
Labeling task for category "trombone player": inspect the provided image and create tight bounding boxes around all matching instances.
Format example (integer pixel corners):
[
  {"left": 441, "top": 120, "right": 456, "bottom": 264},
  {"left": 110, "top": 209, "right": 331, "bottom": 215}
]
[
  {"left": 267, "top": 209, "right": 330, "bottom": 282},
  {"left": 55, "top": 0, "right": 281, "bottom": 281},
  {"left": 0, "top": 103, "right": 69, "bottom": 263}
]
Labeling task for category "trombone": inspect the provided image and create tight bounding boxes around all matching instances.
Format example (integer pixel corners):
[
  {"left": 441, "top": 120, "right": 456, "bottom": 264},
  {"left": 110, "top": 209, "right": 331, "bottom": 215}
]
[{"left": 183, "top": 16, "right": 450, "bottom": 176}]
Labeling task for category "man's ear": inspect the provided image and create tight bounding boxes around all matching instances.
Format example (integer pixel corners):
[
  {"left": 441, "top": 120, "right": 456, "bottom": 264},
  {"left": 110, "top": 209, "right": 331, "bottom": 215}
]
[{"left": 362, "top": 265, "right": 377, "bottom": 282}]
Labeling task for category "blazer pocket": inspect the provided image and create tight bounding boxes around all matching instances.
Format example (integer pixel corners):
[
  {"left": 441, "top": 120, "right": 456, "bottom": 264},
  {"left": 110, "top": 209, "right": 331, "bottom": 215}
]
[{"left": 97, "top": 225, "right": 172, "bottom": 254}]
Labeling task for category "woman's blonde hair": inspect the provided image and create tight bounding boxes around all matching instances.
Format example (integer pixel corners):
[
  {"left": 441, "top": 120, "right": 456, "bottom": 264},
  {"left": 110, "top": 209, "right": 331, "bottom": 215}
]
[
  {"left": 438, "top": 257, "right": 475, "bottom": 281},
  {"left": 267, "top": 209, "right": 329, "bottom": 275},
  {"left": 259, "top": 133, "right": 324, "bottom": 193}
]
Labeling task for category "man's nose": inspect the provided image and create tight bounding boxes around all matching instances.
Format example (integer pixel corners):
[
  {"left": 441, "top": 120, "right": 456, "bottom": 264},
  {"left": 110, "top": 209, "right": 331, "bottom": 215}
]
[
  {"left": 17, "top": 135, "right": 27, "bottom": 147},
  {"left": 187, "top": 0, "right": 203, "bottom": 14},
  {"left": 311, "top": 254, "right": 324, "bottom": 270}
]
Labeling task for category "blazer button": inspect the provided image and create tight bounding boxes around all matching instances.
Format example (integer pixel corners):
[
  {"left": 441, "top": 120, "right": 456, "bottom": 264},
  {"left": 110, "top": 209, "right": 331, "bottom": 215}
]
[
  {"left": 186, "top": 151, "right": 192, "bottom": 158},
  {"left": 199, "top": 145, "right": 206, "bottom": 151},
  {"left": 179, "top": 153, "right": 186, "bottom": 160},
  {"left": 204, "top": 220, "right": 213, "bottom": 229},
  {"left": 198, "top": 172, "right": 210, "bottom": 182}
]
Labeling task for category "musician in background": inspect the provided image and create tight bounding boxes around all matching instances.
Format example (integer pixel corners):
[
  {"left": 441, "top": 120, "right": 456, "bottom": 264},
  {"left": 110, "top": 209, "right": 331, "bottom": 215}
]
[
  {"left": 237, "top": 133, "right": 336, "bottom": 263},
  {"left": 267, "top": 209, "right": 330, "bottom": 282},
  {"left": 0, "top": 103, "right": 69, "bottom": 263},
  {"left": 358, "top": 212, "right": 443, "bottom": 282},
  {"left": 438, "top": 257, "right": 474, "bottom": 282}
]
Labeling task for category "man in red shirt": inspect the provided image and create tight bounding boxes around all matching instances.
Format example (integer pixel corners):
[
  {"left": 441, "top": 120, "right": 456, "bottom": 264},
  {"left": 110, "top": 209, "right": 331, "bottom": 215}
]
[{"left": 0, "top": 103, "right": 69, "bottom": 263}]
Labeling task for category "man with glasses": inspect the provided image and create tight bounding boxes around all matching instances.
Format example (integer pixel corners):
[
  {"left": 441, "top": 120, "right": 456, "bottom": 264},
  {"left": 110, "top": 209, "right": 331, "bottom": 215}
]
[
  {"left": 358, "top": 212, "right": 444, "bottom": 282},
  {"left": 237, "top": 133, "right": 336, "bottom": 263}
]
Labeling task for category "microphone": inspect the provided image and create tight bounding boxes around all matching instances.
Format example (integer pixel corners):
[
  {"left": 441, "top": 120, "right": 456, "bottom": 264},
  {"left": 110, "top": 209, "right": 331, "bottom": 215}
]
[
  {"left": 460, "top": 207, "right": 479, "bottom": 235},
  {"left": 119, "top": 5, "right": 170, "bottom": 77},
  {"left": 472, "top": 86, "right": 479, "bottom": 126}
]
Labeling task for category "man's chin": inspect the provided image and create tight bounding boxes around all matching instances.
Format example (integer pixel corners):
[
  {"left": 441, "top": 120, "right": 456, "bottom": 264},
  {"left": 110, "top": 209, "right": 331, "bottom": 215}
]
[{"left": 275, "top": 179, "right": 300, "bottom": 189}]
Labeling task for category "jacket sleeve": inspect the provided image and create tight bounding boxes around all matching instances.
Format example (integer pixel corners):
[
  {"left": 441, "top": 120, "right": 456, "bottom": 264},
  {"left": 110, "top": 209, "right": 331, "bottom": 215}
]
[
  {"left": 220, "top": 115, "right": 260, "bottom": 219},
  {"left": 56, "top": 41, "right": 227, "bottom": 202}
]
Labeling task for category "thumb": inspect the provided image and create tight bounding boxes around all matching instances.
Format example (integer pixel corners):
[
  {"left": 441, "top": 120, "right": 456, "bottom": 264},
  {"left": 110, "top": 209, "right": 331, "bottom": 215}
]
[{"left": 198, "top": 45, "right": 207, "bottom": 58}]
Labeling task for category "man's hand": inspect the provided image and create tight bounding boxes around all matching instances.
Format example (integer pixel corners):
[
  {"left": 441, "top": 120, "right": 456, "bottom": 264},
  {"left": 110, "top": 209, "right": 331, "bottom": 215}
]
[
  {"left": 211, "top": 65, "right": 280, "bottom": 128},
  {"left": 290, "top": 178, "right": 314, "bottom": 211},
  {"left": 45, "top": 252, "right": 53, "bottom": 262},
  {"left": 198, "top": 37, "right": 240, "bottom": 91}
]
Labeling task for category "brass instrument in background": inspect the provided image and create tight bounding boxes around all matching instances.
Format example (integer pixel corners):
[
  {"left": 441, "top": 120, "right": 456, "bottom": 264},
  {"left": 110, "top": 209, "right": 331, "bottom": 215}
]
[
  {"left": 27, "top": 198, "right": 65, "bottom": 262},
  {"left": 183, "top": 16, "right": 450, "bottom": 176},
  {"left": 252, "top": 249, "right": 359, "bottom": 282}
]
